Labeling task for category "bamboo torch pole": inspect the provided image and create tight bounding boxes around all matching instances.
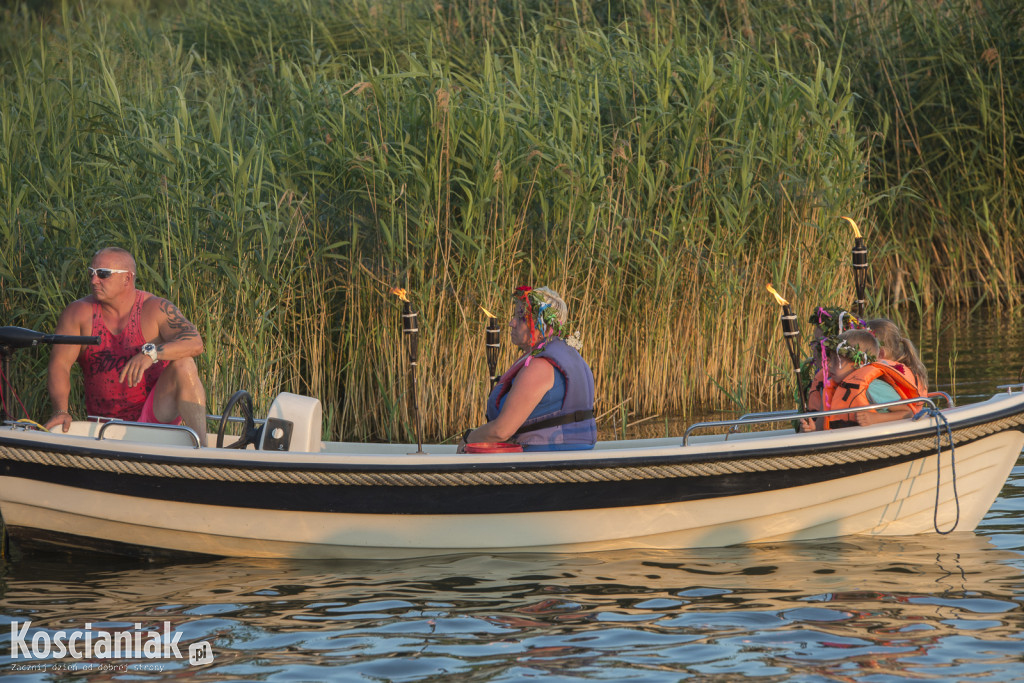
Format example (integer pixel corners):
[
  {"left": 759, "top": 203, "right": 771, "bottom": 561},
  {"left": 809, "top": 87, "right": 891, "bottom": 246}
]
[
  {"left": 843, "top": 216, "right": 868, "bottom": 319},
  {"left": 482, "top": 306, "right": 500, "bottom": 389},
  {"left": 391, "top": 288, "right": 425, "bottom": 454},
  {"left": 767, "top": 284, "right": 806, "bottom": 413}
]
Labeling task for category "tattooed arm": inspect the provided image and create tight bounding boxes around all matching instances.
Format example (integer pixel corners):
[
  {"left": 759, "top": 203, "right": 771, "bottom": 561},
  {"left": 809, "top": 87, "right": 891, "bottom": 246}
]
[
  {"left": 120, "top": 296, "right": 204, "bottom": 387},
  {"left": 151, "top": 298, "right": 204, "bottom": 359}
]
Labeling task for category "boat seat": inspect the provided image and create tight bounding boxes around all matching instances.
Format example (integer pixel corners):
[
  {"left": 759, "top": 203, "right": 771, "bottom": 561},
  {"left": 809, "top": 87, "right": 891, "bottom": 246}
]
[{"left": 260, "top": 392, "right": 322, "bottom": 453}]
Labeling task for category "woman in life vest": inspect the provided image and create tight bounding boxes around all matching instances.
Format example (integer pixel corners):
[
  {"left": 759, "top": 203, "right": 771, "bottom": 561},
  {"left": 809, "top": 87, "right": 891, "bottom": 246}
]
[
  {"left": 458, "top": 286, "right": 596, "bottom": 452},
  {"left": 800, "top": 329, "right": 922, "bottom": 432}
]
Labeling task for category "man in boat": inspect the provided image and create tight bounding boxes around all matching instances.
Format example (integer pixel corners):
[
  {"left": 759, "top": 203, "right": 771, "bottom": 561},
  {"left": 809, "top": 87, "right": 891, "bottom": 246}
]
[{"left": 43, "top": 247, "right": 208, "bottom": 443}]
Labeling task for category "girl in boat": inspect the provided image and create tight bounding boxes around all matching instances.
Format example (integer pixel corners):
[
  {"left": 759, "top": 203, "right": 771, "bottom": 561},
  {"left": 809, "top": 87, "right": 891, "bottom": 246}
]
[
  {"left": 866, "top": 318, "right": 929, "bottom": 395},
  {"left": 458, "top": 286, "right": 596, "bottom": 452},
  {"left": 803, "top": 307, "right": 869, "bottom": 414},
  {"left": 801, "top": 329, "right": 923, "bottom": 431}
]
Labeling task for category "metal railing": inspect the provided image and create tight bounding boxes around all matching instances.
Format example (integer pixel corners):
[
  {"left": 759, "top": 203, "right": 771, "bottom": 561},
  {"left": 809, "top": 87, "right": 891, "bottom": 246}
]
[
  {"left": 94, "top": 418, "right": 202, "bottom": 449},
  {"left": 683, "top": 396, "right": 946, "bottom": 445}
]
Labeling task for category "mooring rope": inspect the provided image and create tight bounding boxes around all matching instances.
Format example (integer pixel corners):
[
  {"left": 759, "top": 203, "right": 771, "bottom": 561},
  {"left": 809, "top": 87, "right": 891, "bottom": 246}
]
[{"left": 913, "top": 405, "right": 960, "bottom": 534}]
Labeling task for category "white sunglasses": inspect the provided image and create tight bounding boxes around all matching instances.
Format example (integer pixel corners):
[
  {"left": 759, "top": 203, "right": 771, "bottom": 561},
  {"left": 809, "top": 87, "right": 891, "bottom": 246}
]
[{"left": 88, "top": 267, "right": 133, "bottom": 280}]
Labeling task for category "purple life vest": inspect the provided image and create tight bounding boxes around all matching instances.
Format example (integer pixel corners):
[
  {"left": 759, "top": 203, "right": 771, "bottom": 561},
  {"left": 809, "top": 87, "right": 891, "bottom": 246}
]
[{"left": 485, "top": 337, "right": 596, "bottom": 449}]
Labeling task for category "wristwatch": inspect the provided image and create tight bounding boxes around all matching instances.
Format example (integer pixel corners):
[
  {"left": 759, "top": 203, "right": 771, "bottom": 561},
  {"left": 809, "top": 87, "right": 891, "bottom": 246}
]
[{"left": 141, "top": 343, "right": 158, "bottom": 362}]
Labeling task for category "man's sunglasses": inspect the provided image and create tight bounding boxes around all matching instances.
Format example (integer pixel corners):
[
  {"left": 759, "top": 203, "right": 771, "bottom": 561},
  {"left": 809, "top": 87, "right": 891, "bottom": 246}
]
[{"left": 88, "top": 267, "right": 132, "bottom": 280}]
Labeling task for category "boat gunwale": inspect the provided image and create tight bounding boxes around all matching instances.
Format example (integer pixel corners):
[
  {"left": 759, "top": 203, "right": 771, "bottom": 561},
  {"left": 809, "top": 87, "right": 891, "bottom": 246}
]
[{"left": 1, "top": 393, "right": 1023, "bottom": 482}]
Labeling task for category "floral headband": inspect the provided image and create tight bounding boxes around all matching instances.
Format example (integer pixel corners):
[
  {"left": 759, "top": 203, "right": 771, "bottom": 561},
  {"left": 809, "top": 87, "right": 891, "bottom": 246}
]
[
  {"left": 513, "top": 286, "right": 571, "bottom": 342},
  {"left": 808, "top": 306, "right": 872, "bottom": 369},
  {"left": 826, "top": 337, "right": 877, "bottom": 367},
  {"left": 808, "top": 306, "right": 869, "bottom": 338}
]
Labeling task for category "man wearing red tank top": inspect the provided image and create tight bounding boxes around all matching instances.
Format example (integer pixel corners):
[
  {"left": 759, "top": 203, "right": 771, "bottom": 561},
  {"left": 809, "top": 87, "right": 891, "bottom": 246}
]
[{"left": 43, "top": 247, "right": 208, "bottom": 444}]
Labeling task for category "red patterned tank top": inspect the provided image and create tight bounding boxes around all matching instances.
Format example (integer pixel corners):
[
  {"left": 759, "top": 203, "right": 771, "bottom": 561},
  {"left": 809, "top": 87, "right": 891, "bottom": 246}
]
[{"left": 78, "top": 290, "right": 168, "bottom": 420}]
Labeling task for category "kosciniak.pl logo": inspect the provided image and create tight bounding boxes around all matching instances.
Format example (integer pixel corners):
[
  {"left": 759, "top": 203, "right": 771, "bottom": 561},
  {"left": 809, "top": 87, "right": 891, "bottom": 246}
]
[{"left": 9, "top": 620, "right": 214, "bottom": 665}]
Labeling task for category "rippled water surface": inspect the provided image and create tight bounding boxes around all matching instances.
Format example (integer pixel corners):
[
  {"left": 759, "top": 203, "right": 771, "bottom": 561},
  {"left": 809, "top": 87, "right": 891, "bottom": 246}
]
[{"left": 2, "top": 311, "right": 1024, "bottom": 681}]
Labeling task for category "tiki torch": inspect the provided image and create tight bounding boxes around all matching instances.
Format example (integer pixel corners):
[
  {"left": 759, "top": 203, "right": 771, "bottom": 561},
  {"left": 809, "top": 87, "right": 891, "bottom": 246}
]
[
  {"left": 767, "top": 284, "right": 806, "bottom": 413},
  {"left": 391, "top": 288, "right": 424, "bottom": 454},
  {"left": 481, "top": 306, "right": 500, "bottom": 389},
  {"left": 843, "top": 216, "right": 868, "bottom": 319}
]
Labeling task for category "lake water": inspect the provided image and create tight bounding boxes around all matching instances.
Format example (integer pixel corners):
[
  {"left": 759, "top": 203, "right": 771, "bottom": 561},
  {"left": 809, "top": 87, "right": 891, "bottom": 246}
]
[{"left": 2, "top": 310, "right": 1024, "bottom": 681}]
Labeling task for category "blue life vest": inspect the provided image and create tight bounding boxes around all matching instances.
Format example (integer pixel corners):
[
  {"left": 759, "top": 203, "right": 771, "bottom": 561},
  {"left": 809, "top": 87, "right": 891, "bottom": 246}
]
[{"left": 485, "top": 337, "right": 596, "bottom": 451}]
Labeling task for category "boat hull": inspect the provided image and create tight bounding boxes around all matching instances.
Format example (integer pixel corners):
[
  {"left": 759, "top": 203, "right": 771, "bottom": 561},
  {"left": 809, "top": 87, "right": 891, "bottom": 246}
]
[{"left": 1, "top": 394, "right": 1023, "bottom": 559}]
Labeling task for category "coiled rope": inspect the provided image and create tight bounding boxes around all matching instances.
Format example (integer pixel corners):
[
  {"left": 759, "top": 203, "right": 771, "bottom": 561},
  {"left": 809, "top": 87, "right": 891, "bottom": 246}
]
[{"left": 913, "top": 405, "right": 959, "bottom": 534}]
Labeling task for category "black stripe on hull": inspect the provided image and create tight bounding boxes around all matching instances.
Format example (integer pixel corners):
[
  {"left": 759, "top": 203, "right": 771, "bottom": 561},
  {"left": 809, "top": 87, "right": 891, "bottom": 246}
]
[{"left": 0, "top": 446, "right": 933, "bottom": 515}]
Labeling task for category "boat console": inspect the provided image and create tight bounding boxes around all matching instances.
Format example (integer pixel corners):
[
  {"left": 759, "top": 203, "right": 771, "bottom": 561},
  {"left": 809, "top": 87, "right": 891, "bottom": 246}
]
[{"left": 259, "top": 392, "right": 322, "bottom": 453}]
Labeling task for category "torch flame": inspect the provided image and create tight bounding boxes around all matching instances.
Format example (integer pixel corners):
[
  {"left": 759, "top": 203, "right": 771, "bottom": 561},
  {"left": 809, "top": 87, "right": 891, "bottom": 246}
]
[
  {"left": 390, "top": 287, "right": 409, "bottom": 302},
  {"left": 766, "top": 284, "right": 789, "bottom": 307},
  {"left": 841, "top": 216, "right": 862, "bottom": 239},
  {"left": 480, "top": 306, "right": 497, "bottom": 319}
]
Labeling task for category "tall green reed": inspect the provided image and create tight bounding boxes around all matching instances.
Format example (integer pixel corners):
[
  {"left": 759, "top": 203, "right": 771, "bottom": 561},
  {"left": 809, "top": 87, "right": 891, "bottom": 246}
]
[{"left": 2, "top": 0, "right": 1018, "bottom": 441}]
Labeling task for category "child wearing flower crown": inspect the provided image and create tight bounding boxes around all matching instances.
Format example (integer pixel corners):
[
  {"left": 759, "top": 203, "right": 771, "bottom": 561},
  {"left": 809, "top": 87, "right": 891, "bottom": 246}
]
[
  {"left": 801, "top": 307, "right": 869, "bottom": 415},
  {"left": 800, "top": 329, "right": 922, "bottom": 431}
]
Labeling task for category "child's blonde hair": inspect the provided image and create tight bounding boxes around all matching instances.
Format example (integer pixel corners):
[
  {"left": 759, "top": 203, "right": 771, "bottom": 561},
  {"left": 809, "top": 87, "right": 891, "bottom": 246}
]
[{"left": 866, "top": 318, "right": 928, "bottom": 392}]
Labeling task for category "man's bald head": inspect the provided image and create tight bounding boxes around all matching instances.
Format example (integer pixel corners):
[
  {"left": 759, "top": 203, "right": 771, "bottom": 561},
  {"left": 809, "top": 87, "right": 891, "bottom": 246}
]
[{"left": 92, "top": 247, "right": 136, "bottom": 273}]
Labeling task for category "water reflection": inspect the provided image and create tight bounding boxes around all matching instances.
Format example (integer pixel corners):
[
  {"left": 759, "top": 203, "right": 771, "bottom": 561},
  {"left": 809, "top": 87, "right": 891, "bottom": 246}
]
[
  {"left": 914, "top": 308, "right": 1024, "bottom": 404},
  {"left": 3, "top": 532, "right": 1023, "bottom": 680}
]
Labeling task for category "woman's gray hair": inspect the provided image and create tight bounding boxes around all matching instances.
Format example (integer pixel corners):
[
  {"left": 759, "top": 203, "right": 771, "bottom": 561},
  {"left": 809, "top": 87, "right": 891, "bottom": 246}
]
[{"left": 531, "top": 286, "right": 568, "bottom": 325}]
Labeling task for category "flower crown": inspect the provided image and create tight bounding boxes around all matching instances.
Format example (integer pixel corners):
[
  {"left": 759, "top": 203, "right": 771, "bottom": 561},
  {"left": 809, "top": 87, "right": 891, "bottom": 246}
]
[
  {"left": 808, "top": 306, "right": 868, "bottom": 338},
  {"left": 513, "top": 286, "right": 581, "bottom": 352},
  {"left": 824, "top": 337, "right": 877, "bottom": 367}
]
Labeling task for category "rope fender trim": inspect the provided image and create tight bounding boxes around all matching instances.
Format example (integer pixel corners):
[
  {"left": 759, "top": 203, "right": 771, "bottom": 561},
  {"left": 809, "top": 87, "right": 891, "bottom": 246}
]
[{"left": 1, "top": 413, "right": 1022, "bottom": 488}]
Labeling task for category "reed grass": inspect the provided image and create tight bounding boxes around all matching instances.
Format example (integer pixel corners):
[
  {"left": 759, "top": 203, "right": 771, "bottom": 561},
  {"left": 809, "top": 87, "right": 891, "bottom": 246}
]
[{"left": 1, "top": 0, "right": 1021, "bottom": 440}]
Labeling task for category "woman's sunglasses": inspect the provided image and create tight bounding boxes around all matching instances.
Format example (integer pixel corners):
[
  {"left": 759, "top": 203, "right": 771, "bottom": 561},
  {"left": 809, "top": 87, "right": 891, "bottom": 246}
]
[{"left": 88, "top": 267, "right": 132, "bottom": 280}]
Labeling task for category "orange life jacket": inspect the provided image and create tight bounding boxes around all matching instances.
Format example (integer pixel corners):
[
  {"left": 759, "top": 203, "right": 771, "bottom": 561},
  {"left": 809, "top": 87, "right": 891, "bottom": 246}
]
[
  {"left": 906, "top": 368, "right": 928, "bottom": 398},
  {"left": 823, "top": 360, "right": 923, "bottom": 429}
]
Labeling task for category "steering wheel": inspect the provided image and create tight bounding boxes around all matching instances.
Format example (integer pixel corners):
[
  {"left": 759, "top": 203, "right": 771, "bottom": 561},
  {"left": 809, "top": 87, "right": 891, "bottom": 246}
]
[{"left": 216, "top": 389, "right": 261, "bottom": 449}]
